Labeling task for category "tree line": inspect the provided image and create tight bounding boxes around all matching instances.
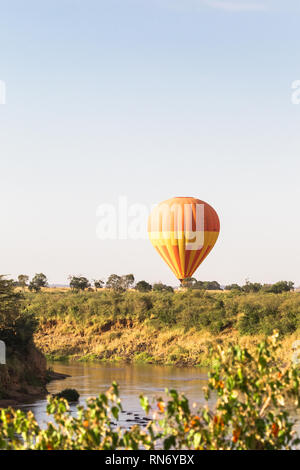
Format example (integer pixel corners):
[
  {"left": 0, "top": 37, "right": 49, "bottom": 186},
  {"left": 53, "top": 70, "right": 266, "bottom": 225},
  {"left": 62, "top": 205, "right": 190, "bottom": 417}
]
[
  {"left": 14, "top": 273, "right": 295, "bottom": 295},
  {"left": 14, "top": 273, "right": 174, "bottom": 293},
  {"left": 224, "top": 280, "right": 294, "bottom": 294}
]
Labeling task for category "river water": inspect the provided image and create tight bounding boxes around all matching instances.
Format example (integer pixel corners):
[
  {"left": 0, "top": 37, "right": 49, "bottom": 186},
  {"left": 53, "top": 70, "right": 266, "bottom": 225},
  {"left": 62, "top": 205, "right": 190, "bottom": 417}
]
[
  {"left": 19, "top": 362, "right": 300, "bottom": 439},
  {"left": 20, "top": 362, "right": 212, "bottom": 428}
]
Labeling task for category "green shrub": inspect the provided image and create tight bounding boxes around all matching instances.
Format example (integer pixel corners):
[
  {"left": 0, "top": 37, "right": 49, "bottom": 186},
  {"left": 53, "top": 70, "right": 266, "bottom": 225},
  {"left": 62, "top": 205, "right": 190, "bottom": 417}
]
[
  {"left": 133, "top": 352, "right": 154, "bottom": 363},
  {"left": 54, "top": 389, "right": 80, "bottom": 402}
]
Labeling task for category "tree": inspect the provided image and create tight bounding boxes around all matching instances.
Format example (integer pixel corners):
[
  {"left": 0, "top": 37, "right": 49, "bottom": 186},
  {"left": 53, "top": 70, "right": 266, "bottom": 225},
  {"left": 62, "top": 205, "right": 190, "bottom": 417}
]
[
  {"left": 0, "top": 275, "right": 37, "bottom": 346},
  {"left": 121, "top": 274, "right": 135, "bottom": 290},
  {"left": 153, "top": 282, "right": 174, "bottom": 293},
  {"left": 181, "top": 278, "right": 197, "bottom": 288},
  {"left": 262, "top": 281, "right": 294, "bottom": 294},
  {"left": 93, "top": 279, "right": 104, "bottom": 291},
  {"left": 0, "top": 276, "right": 22, "bottom": 329},
  {"left": 28, "top": 273, "right": 48, "bottom": 292},
  {"left": 225, "top": 283, "right": 243, "bottom": 292},
  {"left": 135, "top": 280, "right": 152, "bottom": 292},
  {"left": 181, "top": 279, "right": 221, "bottom": 291},
  {"left": 189, "top": 280, "right": 205, "bottom": 290},
  {"left": 106, "top": 274, "right": 135, "bottom": 292},
  {"left": 242, "top": 281, "right": 262, "bottom": 293},
  {"left": 69, "top": 276, "right": 91, "bottom": 291},
  {"left": 106, "top": 274, "right": 123, "bottom": 292},
  {"left": 17, "top": 275, "right": 29, "bottom": 289},
  {"left": 203, "top": 281, "right": 222, "bottom": 291}
]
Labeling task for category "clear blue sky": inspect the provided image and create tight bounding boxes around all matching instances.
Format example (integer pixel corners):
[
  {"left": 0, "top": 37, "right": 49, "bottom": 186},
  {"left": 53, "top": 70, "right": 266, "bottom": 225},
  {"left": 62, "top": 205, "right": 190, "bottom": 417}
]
[{"left": 0, "top": 0, "right": 300, "bottom": 286}]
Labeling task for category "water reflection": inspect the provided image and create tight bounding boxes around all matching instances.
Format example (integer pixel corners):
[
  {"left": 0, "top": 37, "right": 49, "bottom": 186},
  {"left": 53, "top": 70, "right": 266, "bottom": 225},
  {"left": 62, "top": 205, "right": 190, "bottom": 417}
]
[{"left": 20, "top": 362, "right": 212, "bottom": 428}]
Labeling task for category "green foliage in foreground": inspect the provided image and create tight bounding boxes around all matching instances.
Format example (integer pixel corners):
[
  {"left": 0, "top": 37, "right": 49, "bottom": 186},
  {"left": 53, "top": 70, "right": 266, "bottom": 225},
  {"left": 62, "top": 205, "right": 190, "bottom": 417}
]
[
  {"left": 25, "top": 289, "right": 300, "bottom": 337},
  {"left": 1, "top": 333, "right": 300, "bottom": 450}
]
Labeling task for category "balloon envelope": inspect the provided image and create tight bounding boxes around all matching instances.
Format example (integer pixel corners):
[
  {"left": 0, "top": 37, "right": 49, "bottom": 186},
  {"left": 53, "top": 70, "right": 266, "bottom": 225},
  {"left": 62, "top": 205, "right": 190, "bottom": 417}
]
[{"left": 148, "top": 197, "right": 220, "bottom": 281}]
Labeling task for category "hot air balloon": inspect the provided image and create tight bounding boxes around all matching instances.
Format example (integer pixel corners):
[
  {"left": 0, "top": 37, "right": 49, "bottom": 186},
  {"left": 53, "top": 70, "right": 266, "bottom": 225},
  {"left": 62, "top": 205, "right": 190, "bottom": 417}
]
[{"left": 148, "top": 197, "right": 220, "bottom": 282}]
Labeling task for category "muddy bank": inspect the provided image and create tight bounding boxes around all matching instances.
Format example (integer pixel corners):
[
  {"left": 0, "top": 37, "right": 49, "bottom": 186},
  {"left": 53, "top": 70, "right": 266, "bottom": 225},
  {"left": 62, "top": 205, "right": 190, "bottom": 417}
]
[{"left": 0, "top": 342, "right": 68, "bottom": 407}]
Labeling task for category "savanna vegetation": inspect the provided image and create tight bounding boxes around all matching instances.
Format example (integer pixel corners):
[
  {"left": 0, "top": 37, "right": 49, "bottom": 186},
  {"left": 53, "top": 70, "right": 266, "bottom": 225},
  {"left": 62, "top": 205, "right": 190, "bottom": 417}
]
[
  {"left": 21, "top": 280, "right": 300, "bottom": 366},
  {"left": 1, "top": 333, "right": 300, "bottom": 450}
]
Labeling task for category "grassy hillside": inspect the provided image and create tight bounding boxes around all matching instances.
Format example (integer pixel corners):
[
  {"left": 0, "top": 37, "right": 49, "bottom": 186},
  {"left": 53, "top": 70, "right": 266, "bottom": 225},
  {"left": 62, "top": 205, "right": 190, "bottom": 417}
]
[{"left": 25, "top": 289, "right": 300, "bottom": 366}]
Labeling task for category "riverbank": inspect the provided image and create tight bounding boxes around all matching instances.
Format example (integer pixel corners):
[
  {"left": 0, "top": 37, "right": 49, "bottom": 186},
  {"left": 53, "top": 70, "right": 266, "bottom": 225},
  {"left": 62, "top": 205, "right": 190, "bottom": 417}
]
[
  {"left": 0, "top": 342, "right": 48, "bottom": 406},
  {"left": 0, "top": 363, "right": 69, "bottom": 408},
  {"left": 27, "top": 289, "right": 300, "bottom": 366},
  {"left": 34, "top": 318, "right": 299, "bottom": 366}
]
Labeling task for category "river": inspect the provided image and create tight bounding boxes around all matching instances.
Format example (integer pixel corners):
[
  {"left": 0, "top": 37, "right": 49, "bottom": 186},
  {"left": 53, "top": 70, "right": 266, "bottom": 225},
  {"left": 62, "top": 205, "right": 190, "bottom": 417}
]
[
  {"left": 19, "top": 362, "right": 300, "bottom": 440},
  {"left": 20, "top": 362, "right": 212, "bottom": 428}
]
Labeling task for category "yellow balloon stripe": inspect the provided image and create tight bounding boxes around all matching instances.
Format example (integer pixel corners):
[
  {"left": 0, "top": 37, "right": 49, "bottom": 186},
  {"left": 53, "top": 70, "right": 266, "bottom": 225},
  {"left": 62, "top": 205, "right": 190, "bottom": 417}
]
[
  {"left": 148, "top": 231, "right": 219, "bottom": 279},
  {"left": 166, "top": 237, "right": 183, "bottom": 279},
  {"left": 155, "top": 244, "right": 180, "bottom": 279},
  {"left": 178, "top": 235, "right": 185, "bottom": 278}
]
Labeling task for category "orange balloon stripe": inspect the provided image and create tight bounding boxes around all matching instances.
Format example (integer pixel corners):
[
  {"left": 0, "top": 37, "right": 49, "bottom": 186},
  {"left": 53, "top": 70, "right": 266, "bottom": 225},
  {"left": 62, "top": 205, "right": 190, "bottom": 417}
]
[
  {"left": 186, "top": 252, "right": 202, "bottom": 278},
  {"left": 159, "top": 245, "right": 180, "bottom": 278},
  {"left": 185, "top": 248, "right": 199, "bottom": 276},
  {"left": 155, "top": 245, "right": 174, "bottom": 272},
  {"left": 184, "top": 249, "right": 192, "bottom": 275},
  {"left": 186, "top": 246, "right": 211, "bottom": 278},
  {"left": 165, "top": 238, "right": 183, "bottom": 278},
  {"left": 171, "top": 244, "right": 184, "bottom": 279}
]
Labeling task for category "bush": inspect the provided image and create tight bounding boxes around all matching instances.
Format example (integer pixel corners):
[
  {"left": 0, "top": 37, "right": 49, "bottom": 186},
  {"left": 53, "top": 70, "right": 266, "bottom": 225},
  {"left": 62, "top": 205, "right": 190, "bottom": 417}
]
[
  {"left": 237, "top": 294, "right": 300, "bottom": 336},
  {"left": 262, "top": 281, "right": 294, "bottom": 294},
  {"left": 54, "top": 389, "right": 80, "bottom": 402},
  {"left": 135, "top": 281, "right": 152, "bottom": 292},
  {"left": 153, "top": 283, "right": 174, "bottom": 293}
]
